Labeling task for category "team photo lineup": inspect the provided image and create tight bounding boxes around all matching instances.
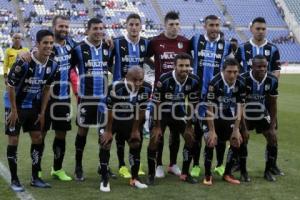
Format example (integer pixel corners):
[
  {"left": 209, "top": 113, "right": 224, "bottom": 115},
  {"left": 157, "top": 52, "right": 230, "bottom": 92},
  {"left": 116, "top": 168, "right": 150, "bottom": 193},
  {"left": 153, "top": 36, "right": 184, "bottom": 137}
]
[{"left": 2, "top": 0, "right": 295, "bottom": 198}]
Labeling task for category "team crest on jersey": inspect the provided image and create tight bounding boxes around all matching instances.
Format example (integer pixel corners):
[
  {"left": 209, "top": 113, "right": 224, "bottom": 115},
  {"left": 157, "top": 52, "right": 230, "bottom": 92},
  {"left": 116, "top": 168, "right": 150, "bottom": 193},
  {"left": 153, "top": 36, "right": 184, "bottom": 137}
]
[
  {"left": 233, "top": 86, "right": 238, "bottom": 93},
  {"left": 218, "top": 43, "right": 223, "bottom": 50},
  {"left": 265, "top": 84, "right": 270, "bottom": 91},
  {"left": 46, "top": 67, "right": 51, "bottom": 74},
  {"left": 156, "top": 81, "right": 162, "bottom": 88},
  {"left": 66, "top": 45, "right": 71, "bottom": 51},
  {"left": 264, "top": 50, "right": 270, "bottom": 56},
  {"left": 140, "top": 45, "right": 145, "bottom": 52},
  {"left": 208, "top": 86, "right": 214, "bottom": 92},
  {"left": 185, "top": 85, "right": 191, "bottom": 91},
  {"left": 178, "top": 42, "right": 183, "bottom": 49},
  {"left": 14, "top": 65, "right": 22, "bottom": 73},
  {"left": 103, "top": 49, "right": 108, "bottom": 56}
]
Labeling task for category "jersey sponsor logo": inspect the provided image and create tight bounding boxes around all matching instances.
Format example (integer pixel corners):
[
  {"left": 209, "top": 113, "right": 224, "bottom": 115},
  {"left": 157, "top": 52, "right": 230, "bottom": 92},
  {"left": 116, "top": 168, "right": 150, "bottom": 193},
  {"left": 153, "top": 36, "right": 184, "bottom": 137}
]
[
  {"left": 121, "top": 55, "right": 143, "bottom": 63},
  {"left": 54, "top": 54, "right": 71, "bottom": 62},
  {"left": 198, "top": 50, "right": 222, "bottom": 59},
  {"left": 24, "top": 77, "right": 47, "bottom": 85},
  {"left": 247, "top": 94, "right": 265, "bottom": 101},
  {"left": 160, "top": 52, "right": 176, "bottom": 60},
  {"left": 178, "top": 42, "right": 183, "bottom": 49},
  {"left": 85, "top": 59, "right": 106, "bottom": 68}
]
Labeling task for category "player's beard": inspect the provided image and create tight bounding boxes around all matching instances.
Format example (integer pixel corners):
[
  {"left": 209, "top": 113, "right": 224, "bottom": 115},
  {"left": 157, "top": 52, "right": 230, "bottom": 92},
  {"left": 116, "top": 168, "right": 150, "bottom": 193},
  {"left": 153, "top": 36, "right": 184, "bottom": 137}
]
[{"left": 55, "top": 32, "right": 68, "bottom": 41}]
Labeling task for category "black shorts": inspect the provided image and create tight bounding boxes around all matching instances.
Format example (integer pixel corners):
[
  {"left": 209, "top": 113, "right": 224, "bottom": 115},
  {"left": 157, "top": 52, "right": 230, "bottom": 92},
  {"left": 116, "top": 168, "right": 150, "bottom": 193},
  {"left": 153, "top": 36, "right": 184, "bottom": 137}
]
[
  {"left": 246, "top": 116, "right": 271, "bottom": 133},
  {"left": 44, "top": 99, "right": 72, "bottom": 132},
  {"left": 5, "top": 107, "right": 41, "bottom": 136},
  {"left": 159, "top": 114, "right": 187, "bottom": 137},
  {"left": 76, "top": 98, "right": 100, "bottom": 127},
  {"left": 203, "top": 119, "right": 235, "bottom": 142}
]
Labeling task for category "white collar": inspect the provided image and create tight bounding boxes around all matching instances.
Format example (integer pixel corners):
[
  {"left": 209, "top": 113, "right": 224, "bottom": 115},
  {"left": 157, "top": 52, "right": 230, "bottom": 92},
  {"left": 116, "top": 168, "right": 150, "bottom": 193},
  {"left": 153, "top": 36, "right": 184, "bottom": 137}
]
[
  {"left": 54, "top": 39, "right": 66, "bottom": 47},
  {"left": 250, "top": 38, "right": 268, "bottom": 48},
  {"left": 172, "top": 70, "right": 188, "bottom": 88},
  {"left": 204, "top": 33, "right": 221, "bottom": 43},
  {"left": 125, "top": 34, "right": 140, "bottom": 45},
  {"left": 250, "top": 70, "right": 267, "bottom": 86},
  {"left": 124, "top": 78, "right": 138, "bottom": 97},
  {"left": 84, "top": 37, "right": 102, "bottom": 49},
  {"left": 221, "top": 72, "right": 236, "bottom": 92},
  {"left": 31, "top": 52, "right": 48, "bottom": 67}
]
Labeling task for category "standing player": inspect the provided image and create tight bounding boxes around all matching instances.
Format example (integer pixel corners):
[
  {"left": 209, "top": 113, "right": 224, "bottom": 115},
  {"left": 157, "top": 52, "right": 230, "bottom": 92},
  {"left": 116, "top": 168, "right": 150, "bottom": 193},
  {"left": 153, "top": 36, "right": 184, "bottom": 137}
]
[
  {"left": 147, "top": 11, "right": 190, "bottom": 178},
  {"left": 71, "top": 18, "right": 110, "bottom": 181},
  {"left": 203, "top": 58, "right": 245, "bottom": 186},
  {"left": 147, "top": 53, "right": 201, "bottom": 185},
  {"left": 6, "top": 30, "right": 57, "bottom": 191},
  {"left": 190, "top": 15, "right": 232, "bottom": 177},
  {"left": 235, "top": 17, "right": 283, "bottom": 176},
  {"left": 109, "top": 13, "right": 149, "bottom": 178},
  {"left": 241, "top": 55, "right": 282, "bottom": 182},
  {"left": 99, "top": 66, "right": 152, "bottom": 192}
]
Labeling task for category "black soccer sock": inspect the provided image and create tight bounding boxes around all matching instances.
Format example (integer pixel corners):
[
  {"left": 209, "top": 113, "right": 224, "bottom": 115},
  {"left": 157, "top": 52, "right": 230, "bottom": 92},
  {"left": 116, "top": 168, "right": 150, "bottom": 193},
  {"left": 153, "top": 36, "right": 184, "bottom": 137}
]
[
  {"left": 99, "top": 148, "right": 110, "bottom": 180},
  {"left": 147, "top": 147, "right": 157, "bottom": 177},
  {"left": 7, "top": 145, "right": 18, "bottom": 181},
  {"left": 204, "top": 146, "right": 214, "bottom": 176},
  {"left": 182, "top": 145, "right": 192, "bottom": 175},
  {"left": 156, "top": 136, "right": 164, "bottom": 166},
  {"left": 116, "top": 138, "right": 126, "bottom": 168},
  {"left": 239, "top": 142, "right": 248, "bottom": 173},
  {"left": 192, "top": 141, "right": 201, "bottom": 166},
  {"left": 224, "top": 146, "right": 239, "bottom": 175},
  {"left": 169, "top": 133, "right": 180, "bottom": 166},
  {"left": 129, "top": 147, "right": 141, "bottom": 180},
  {"left": 216, "top": 141, "right": 226, "bottom": 167},
  {"left": 75, "top": 134, "right": 87, "bottom": 168},
  {"left": 31, "top": 144, "right": 43, "bottom": 179},
  {"left": 53, "top": 137, "right": 66, "bottom": 171},
  {"left": 265, "top": 144, "right": 276, "bottom": 171},
  {"left": 274, "top": 145, "right": 278, "bottom": 167}
]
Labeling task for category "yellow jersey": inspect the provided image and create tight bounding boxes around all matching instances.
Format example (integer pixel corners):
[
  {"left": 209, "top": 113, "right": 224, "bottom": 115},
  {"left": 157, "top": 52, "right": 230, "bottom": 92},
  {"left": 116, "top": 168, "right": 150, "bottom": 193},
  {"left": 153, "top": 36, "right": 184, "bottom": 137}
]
[{"left": 3, "top": 46, "right": 29, "bottom": 75}]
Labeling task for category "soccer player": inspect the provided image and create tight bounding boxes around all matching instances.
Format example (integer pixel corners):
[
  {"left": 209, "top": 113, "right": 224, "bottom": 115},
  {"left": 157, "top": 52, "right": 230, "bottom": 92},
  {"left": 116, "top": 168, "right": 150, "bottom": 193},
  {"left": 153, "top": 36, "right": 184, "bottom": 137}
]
[
  {"left": 6, "top": 30, "right": 57, "bottom": 191},
  {"left": 235, "top": 17, "right": 281, "bottom": 78},
  {"left": 190, "top": 15, "right": 232, "bottom": 177},
  {"left": 71, "top": 18, "right": 110, "bottom": 181},
  {"left": 235, "top": 17, "right": 283, "bottom": 176},
  {"left": 99, "top": 66, "right": 152, "bottom": 192},
  {"left": 109, "top": 13, "right": 149, "bottom": 178},
  {"left": 147, "top": 53, "right": 201, "bottom": 185},
  {"left": 203, "top": 58, "right": 245, "bottom": 186},
  {"left": 147, "top": 11, "right": 190, "bottom": 178},
  {"left": 241, "top": 55, "right": 282, "bottom": 182},
  {"left": 230, "top": 38, "right": 239, "bottom": 56}
]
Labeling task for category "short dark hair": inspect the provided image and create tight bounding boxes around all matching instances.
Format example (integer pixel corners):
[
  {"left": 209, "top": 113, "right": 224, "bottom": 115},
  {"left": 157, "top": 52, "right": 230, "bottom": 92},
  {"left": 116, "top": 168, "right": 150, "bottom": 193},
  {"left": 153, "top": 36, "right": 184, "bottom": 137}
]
[
  {"left": 230, "top": 38, "right": 238, "bottom": 43},
  {"left": 126, "top": 13, "right": 141, "bottom": 23},
  {"left": 223, "top": 58, "right": 239, "bottom": 70},
  {"left": 52, "top": 15, "right": 69, "bottom": 27},
  {"left": 204, "top": 15, "right": 220, "bottom": 23},
  {"left": 164, "top": 11, "right": 179, "bottom": 23},
  {"left": 87, "top": 18, "right": 103, "bottom": 30},
  {"left": 36, "top": 30, "right": 54, "bottom": 43},
  {"left": 174, "top": 53, "right": 192, "bottom": 66},
  {"left": 252, "top": 54, "right": 267, "bottom": 63},
  {"left": 251, "top": 17, "right": 266, "bottom": 25}
]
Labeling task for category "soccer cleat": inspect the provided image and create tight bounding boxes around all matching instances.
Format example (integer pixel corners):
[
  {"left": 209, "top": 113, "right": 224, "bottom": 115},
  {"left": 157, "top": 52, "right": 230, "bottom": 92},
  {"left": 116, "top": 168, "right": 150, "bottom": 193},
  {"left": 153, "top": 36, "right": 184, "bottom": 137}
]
[
  {"left": 203, "top": 175, "right": 213, "bottom": 186},
  {"left": 130, "top": 179, "right": 148, "bottom": 189},
  {"left": 240, "top": 172, "right": 251, "bottom": 182},
  {"left": 214, "top": 165, "right": 225, "bottom": 176},
  {"left": 51, "top": 167, "right": 72, "bottom": 181},
  {"left": 190, "top": 166, "right": 201, "bottom": 177},
  {"left": 270, "top": 165, "right": 285, "bottom": 176},
  {"left": 264, "top": 170, "right": 276, "bottom": 182},
  {"left": 155, "top": 165, "right": 165, "bottom": 178},
  {"left": 167, "top": 164, "right": 181, "bottom": 176},
  {"left": 30, "top": 177, "right": 51, "bottom": 188},
  {"left": 119, "top": 166, "right": 131, "bottom": 178},
  {"left": 179, "top": 174, "right": 198, "bottom": 184},
  {"left": 147, "top": 175, "right": 155, "bottom": 186},
  {"left": 10, "top": 179, "right": 25, "bottom": 192},
  {"left": 223, "top": 175, "right": 241, "bottom": 185},
  {"left": 100, "top": 179, "right": 110, "bottom": 192},
  {"left": 74, "top": 166, "right": 85, "bottom": 181}
]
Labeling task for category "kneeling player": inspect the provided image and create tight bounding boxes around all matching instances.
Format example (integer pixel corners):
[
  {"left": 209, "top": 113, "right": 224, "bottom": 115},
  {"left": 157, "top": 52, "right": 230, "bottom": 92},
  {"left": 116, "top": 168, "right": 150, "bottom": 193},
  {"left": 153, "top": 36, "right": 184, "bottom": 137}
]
[
  {"left": 99, "top": 66, "right": 152, "bottom": 192},
  {"left": 147, "top": 53, "right": 201, "bottom": 185},
  {"left": 203, "top": 58, "right": 245, "bottom": 186},
  {"left": 241, "top": 55, "right": 283, "bottom": 182},
  {"left": 6, "top": 30, "right": 57, "bottom": 191}
]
